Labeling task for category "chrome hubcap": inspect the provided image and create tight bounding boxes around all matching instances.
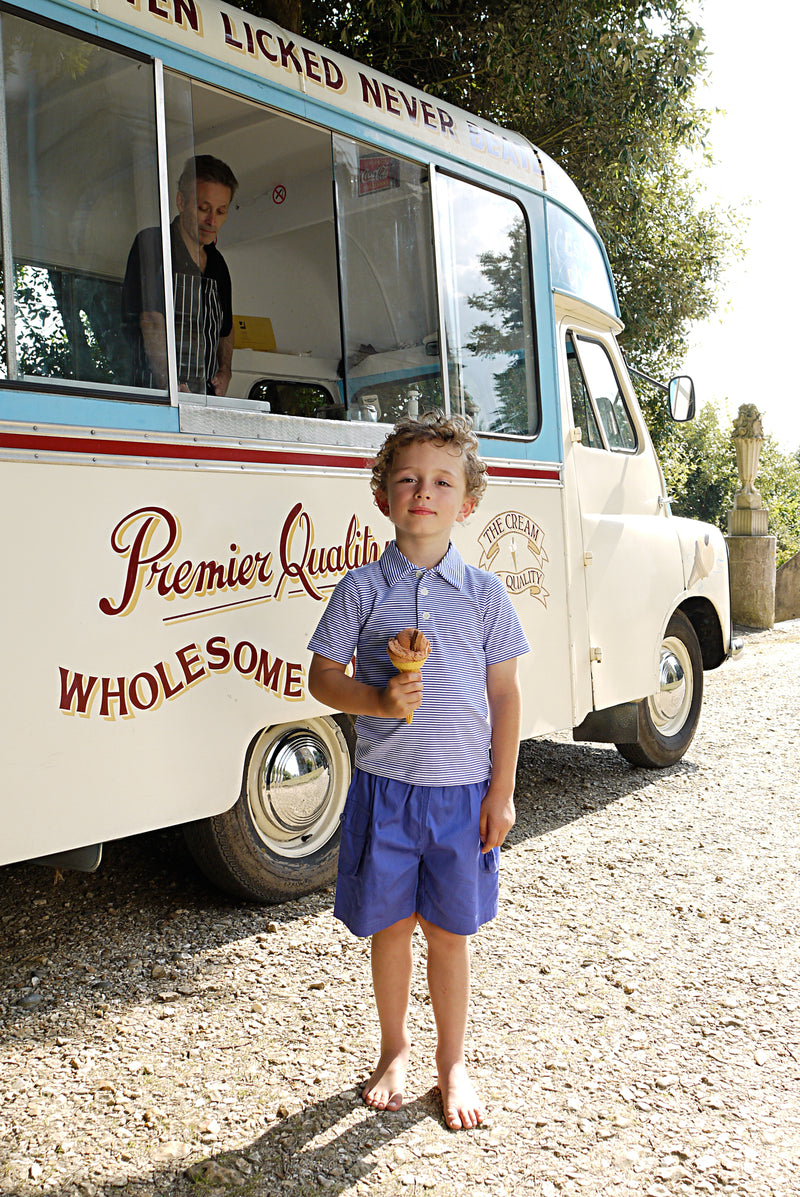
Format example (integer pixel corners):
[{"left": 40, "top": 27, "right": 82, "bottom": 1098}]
[
  {"left": 648, "top": 636, "right": 693, "bottom": 736},
  {"left": 247, "top": 722, "right": 349, "bottom": 857}
]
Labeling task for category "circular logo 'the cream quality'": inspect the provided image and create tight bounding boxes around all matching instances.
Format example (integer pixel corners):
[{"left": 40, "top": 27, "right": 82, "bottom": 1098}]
[{"left": 478, "top": 511, "right": 549, "bottom": 606}]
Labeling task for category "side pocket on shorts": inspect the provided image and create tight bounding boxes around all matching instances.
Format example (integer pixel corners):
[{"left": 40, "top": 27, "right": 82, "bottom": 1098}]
[
  {"left": 481, "top": 846, "right": 500, "bottom": 873},
  {"left": 337, "top": 796, "right": 372, "bottom": 878}
]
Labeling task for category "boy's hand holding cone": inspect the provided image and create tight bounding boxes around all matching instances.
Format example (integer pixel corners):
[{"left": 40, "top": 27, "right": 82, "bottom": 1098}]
[{"left": 387, "top": 628, "right": 431, "bottom": 723}]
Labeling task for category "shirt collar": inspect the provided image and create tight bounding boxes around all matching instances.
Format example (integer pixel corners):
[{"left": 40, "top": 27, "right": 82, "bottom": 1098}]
[{"left": 379, "top": 540, "right": 465, "bottom": 591}]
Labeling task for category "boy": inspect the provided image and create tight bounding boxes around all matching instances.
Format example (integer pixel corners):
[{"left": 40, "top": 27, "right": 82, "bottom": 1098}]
[{"left": 308, "top": 412, "right": 529, "bottom": 1130}]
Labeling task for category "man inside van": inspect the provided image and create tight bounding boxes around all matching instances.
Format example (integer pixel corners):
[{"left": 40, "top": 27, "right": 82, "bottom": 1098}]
[{"left": 122, "top": 155, "right": 238, "bottom": 396}]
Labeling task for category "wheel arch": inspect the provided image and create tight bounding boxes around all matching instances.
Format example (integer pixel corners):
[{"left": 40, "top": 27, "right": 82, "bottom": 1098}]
[
  {"left": 183, "top": 711, "right": 356, "bottom": 904},
  {"left": 676, "top": 595, "right": 726, "bottom": 671}
]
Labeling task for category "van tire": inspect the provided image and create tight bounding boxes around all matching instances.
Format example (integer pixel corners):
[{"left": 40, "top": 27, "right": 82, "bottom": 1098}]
[
  {"left": 616, "top": 611, "right": 703, "bottom": 769},
  {"left": 183, "top": 714, "right": 355, "bottom": 903}
]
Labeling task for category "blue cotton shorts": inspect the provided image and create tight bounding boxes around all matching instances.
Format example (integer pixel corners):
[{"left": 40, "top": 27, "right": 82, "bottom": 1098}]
[{"left": 333, "top": 769, "right": 500, "bottom": 938}]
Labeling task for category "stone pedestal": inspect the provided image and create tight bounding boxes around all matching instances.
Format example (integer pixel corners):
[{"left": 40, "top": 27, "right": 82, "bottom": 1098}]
[
  {"left": 728, "top": 507, "right": 769, "bottom": 536},
  {"left": 726, "top": 405, "right": 774, "bottom": 628},
  {"left": 726, "top": 534, "right": 776, "bottom": 628}
]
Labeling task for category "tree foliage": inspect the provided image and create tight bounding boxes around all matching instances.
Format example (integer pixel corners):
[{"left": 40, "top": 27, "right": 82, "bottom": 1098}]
[
  {"left": 241, "top": 0, "right": 740, "bottom": 440},
  {"left": 465, "top": 220, "right": 531, "bottom": 433},
  {"left": 660, "top": 401, "right": 800, "bottom": 568}
]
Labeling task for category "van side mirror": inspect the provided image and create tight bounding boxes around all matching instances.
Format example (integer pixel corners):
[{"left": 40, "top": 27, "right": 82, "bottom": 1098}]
[{"left": 668, "top": 375, "right": 695, "bottom": 422}]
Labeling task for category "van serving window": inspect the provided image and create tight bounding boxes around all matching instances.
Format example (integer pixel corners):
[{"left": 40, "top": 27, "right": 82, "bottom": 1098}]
[{"left": 334, "top": 137, "right": 440, "bottom": 425}]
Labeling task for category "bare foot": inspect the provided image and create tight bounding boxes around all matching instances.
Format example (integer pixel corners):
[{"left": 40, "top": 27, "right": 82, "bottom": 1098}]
[
  {"left": 362, "top": 1046, "right": 409, "bottom": 1112},
  {"left": 437, "top": 1060, "right": 485, "bottom": 1130}
]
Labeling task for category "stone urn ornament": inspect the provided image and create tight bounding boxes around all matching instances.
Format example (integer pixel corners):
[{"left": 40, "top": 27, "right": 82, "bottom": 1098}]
[
  {"left": 725, "top": 403, "right": 775, "bottom": 627},
  {"left": 728, "top": 404, "right": 768, "bottom": 536},
  {"left": 731, "top": 404, "right": 764, "bottom": 509}
]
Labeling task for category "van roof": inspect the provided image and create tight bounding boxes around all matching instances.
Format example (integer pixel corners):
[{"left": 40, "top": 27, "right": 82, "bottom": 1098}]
[{"left": 71, "top": 0, "right": 595, "bottom": 228}]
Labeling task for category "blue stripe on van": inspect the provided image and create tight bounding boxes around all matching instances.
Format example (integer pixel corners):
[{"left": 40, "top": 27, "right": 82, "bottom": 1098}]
[{"left": 0, "top": 392, "right": 180, "bottom": 433}]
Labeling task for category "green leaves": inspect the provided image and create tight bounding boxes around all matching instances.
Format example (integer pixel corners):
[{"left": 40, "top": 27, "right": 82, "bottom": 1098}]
[
  {"left": 660, "top": 401, "right": 800, "bottom": 567},
  {"left": 238, "top": 0, "right": 743, "bottom": 457}
]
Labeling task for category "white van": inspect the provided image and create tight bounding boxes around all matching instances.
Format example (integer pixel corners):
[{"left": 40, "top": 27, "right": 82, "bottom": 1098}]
[{"left": 0, "top": 0, "right": 735, "bottom": 902}]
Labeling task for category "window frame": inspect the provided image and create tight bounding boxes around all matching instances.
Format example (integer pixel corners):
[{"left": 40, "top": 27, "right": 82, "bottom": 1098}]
[
  {"left": 566, "top": 329, "right": 638, "bottom": 454},
  {"left": 0, "top": 8, "right": 172, "bottom": 402},
  {"left": 431, "top": 166, "right": 541, "bottom": 441}
]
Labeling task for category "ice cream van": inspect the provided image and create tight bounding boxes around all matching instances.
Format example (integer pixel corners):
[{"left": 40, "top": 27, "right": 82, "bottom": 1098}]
[{"left": 0, "top": 0, "right": 736, "bottom": 902}]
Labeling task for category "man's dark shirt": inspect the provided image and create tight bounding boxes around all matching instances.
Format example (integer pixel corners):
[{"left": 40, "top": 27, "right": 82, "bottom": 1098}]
[{"left": 122, "top": 217, "right": 232, "bottom": 393}]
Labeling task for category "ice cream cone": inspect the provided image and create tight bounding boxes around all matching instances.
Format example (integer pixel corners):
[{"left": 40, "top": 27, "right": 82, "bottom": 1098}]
[{"left": 387, "top": 627, "right": 431, "bottom": 723}]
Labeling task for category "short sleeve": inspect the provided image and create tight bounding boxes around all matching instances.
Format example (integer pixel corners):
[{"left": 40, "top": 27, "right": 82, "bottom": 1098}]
[
  {"left": 307, "top": 573, "right": 364, "bottom": 665},
  {"left": 481, "top": 573, "right": 530, "bottom": 665},
  {"left": 121, "top": 227, "right": 166, "bottom": 323}
]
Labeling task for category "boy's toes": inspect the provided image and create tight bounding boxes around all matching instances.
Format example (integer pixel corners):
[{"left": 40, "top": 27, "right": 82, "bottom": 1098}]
[
  {"left": 362, "top": 1051, "right": 408, "bottom": 1113},
  {"left": 363, "top": 1085, "right": 402, "bottom": 1112},
  {"left": 445, "top": 1102, "right": 482, "bottom": 1130},
  {"left": 438, "top": 1063, "right": 484, "bottom": 1131}
]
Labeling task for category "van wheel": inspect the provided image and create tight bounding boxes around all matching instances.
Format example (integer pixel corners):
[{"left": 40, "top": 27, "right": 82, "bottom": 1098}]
[
  {"left": 183, "top": 714, "right": 355, "bottom": 903},
  {"left": 616, "top": 611, "right": 703, "bottom": 769}
]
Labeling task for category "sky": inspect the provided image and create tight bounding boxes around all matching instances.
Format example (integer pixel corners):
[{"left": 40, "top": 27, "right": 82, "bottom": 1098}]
[{"left": 681, "top": 0, "right": 800, "bottom": 453}]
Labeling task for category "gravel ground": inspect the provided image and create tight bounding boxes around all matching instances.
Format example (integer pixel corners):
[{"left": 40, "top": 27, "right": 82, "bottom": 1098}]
[{"left": 1, "top": 620, "right": 799, "bottom": 1197}]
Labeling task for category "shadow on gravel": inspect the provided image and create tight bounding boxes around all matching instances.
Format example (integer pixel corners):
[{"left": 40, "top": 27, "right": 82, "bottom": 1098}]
[
  {"left": 0, "top": 736, "right": 696, "bottom": 1034},
  {"left": 180, "top": 1086, "right": 442, "bottom": 1197},
  {"left": 506, "top": 735, "right": 698, "bottom": 849},
  {"left": 9, "top": 1087, "right": 441, "bottom": 1197},
  {"left": 0, "top": 827, "right": 336, "bottom": 1036}
]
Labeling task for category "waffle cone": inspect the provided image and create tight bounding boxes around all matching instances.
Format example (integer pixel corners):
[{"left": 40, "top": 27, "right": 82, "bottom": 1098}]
[
  {"left": 387, "top": 655, "right": 427, "bottom": 674},
  {"left": 387, "top": 629, "right": 430, "bottom": 723}
]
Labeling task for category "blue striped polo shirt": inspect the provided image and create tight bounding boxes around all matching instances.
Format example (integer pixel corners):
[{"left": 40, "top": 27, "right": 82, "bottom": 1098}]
[{"left": 308, "top": 540, "right": 530, "bottom": 786}]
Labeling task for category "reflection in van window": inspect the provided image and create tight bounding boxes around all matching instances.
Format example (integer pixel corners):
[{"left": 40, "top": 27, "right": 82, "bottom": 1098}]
[
  {"left": 0, "top": 12, "right": 162, "bottom": 392},
  {"left": 549, "top": 204, "right": 615, "bottom": 314},
  {"left": 334, "top": 138, "right": 441, "bottom": 425},
  {"left": 568, "top": 332, "right": 636, "bottom": 452},
  {"left": 246, "top": 379, "right": 337, "bottom": 417},
  {"left": 437, "top": 175, "right": 538, "bottom": 436},
  {"left": 566, "top": 333, "right": 603, "bottom": 448}
]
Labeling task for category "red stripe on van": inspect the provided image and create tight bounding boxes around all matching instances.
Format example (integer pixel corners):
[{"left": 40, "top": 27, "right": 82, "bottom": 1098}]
[
  {"left": 0, "top": 430, "right": 372, "bottom": 471},
  {"left": 0, "top": 429, "right": 561, "bottom": 481},
  {"left": 486, "top": 463, "right": 561, "bottom": 482}
]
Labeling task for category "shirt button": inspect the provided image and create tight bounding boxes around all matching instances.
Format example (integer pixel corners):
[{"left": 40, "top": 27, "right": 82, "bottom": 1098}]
[
  {"left": 421, "top": 612, "right": 431, "bottom": 620},
  {"left": 420, "top": 587, "right": 429, "bottom": 596},
  {"left": 415, "top": 571, "right": 424, "bottom": 578}
]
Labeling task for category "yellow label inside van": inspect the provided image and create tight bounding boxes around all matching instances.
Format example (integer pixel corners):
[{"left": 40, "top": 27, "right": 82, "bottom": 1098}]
[{"left": 233, "top": 316, "right": 277, "bottom": 352}]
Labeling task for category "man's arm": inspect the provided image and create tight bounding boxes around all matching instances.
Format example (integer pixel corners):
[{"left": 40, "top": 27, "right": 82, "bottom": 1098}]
[
  {"left": 479, "top": 656, "right": 522, "bottom": 851},
  {"left": 139, "top": 311, "right": 170, "bottom": 390},
  {"left": 139, "top": 311, "right": 194, "bottom": 393},
  {"left": 210, "top": 329, "right": 234, "bottom": 396},
  {"left": 308, "top": 654, "right": 422, "bottom": 722}
]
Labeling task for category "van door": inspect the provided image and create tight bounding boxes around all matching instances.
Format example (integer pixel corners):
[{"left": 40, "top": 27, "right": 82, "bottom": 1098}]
[{"left": 557, "top": 301, "right": 683, "bottom": 711}]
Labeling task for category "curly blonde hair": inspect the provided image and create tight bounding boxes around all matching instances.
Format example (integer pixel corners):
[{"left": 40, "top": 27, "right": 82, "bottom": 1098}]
[{"left": 371, "top": 411, "right": 488, "bottom": 505}]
